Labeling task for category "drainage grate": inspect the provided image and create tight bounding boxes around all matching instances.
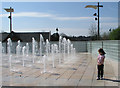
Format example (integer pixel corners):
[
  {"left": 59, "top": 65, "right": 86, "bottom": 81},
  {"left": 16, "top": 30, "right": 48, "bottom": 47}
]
[
  {"left": 82, "top": 61, "right": 87, "bottom": 63},
  {"left": 69, "top": 68, "right": 77, "bottom": 70},
  {"left": 3, "top": 66, "right": 9, "bottom": 68},
  {"left": 79, "top": 64, "right": 82, "bottom": 66},
  {"left": 52, "top": 73, "right": 60, "bottom": 76},
  {"left": 17, "top": 72, "right": 23, "bottom": 74},
  {"left": 83, "top": 65, "right": 87, "bottom": 66},
  {"left": 35, "top": 68, "right": 40, "bottom": 69}
]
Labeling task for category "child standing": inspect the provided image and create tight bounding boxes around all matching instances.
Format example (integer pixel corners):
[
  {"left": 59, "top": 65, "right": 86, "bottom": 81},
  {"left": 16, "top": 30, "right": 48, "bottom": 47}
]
[{"left": 97, "top": 48, "right": 106, "bottom": 80}]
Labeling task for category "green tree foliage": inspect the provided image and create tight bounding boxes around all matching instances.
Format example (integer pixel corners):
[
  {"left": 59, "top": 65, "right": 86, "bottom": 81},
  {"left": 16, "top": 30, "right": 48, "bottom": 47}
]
[
  {"left": 109, "top": 27, "right": 120, "bottom": 40},
  {"left": 101, "top": 32, "right": 109, "bottom": 40}
]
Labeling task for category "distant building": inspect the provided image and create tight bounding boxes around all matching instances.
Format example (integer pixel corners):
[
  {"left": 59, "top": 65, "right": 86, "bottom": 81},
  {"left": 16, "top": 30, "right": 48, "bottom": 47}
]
[
  {"left": 0, "top": 31, "right": 51, "bottom": 42},
  {"left": 0, "top": 31, "right": 92, "bottom": 42}
]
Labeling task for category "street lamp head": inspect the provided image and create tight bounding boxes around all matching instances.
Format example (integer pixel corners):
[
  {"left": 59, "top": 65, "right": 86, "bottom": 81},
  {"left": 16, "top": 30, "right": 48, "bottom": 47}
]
[
  {"left": 85, "top": 5, "right": 103, "bottom": 9},
  {"left": 4, "top": 7, "right": 14, "bottom": 33},
  {"left": 93, "top": 13, "right": 97, "bottom": 16},
  {"left": 85, "top": 5, "right": 97, "bottom": 9},
  {"left": 56, "top": 28, "right": 58, "bottom": 32},
  {"left": 8, "top": 16, "right": 11, "bottom": 19},
  {"left": 95, "top": 18, "right": 97, "bottom": 20},
  {"left": 4, "top": 7, "right": 14, "bottom": 12}
]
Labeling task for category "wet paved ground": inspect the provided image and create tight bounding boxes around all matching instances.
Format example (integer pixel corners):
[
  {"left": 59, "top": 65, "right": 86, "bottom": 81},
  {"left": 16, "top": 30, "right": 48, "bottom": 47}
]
[{"left": 1, "top": 53, "right": 118, "bottom": 87}]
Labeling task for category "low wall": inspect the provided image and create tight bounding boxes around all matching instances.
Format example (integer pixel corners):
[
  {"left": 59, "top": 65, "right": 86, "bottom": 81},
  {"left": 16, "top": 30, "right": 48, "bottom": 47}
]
[
  {"left": 2, "top": 41, "right": 88, "bottom": 54},
  {"left": 87, "top": 40, "right": 120, "bottom": 61},
  {"left": 71, "top": 41, "right": 87, "bottom": 52},
  {"left": 2, "top": 40, "right": 120, "bottom": 61},
  {"left": 51, "top": 41, "right": 87, "bottom": 52}
]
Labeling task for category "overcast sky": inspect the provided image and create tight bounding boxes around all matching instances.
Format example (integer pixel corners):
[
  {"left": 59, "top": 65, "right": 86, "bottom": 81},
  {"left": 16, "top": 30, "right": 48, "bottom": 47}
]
[{"left": 0, "top": 2, "right": 118, "bottom": 36}]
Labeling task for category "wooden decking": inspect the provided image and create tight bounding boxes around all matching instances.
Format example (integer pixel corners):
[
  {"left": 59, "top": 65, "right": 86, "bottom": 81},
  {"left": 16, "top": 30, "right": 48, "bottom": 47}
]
[{"left": 1, "top": 53, "right": 118, "bottom": 87}]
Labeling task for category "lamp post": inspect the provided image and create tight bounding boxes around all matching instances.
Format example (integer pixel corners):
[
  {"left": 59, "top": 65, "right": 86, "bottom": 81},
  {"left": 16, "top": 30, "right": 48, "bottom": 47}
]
[
  {"left": 85, "top": 2, "right": 103, "bottom": 40},
  {"left": 4, "top": 7, "right": 14, "bottom": 33}
]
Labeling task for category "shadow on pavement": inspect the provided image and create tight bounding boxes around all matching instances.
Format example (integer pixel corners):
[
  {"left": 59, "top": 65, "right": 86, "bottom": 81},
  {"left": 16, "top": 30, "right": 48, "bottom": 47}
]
[{"left": 103, "top": 78, "right": 120, "bottom": 82}]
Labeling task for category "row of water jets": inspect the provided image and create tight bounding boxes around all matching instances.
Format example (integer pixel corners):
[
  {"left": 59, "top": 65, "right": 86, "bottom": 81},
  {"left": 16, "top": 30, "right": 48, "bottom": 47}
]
[{"left": 1, "top": 34, "right": 76, "bottom": 73}]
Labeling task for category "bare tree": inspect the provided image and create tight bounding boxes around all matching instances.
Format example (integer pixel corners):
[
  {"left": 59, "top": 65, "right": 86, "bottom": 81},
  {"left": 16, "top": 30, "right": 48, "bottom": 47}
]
[
  {"left": 89, "top": 23, "right": 97, "bottom": 36},
  {"left": 89, "top": 23, "right": 97, "bottom": 40}
]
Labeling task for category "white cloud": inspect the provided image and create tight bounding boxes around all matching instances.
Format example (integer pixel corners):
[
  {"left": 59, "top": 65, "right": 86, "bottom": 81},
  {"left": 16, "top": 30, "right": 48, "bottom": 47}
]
[
  {"left": 100, "top": 17, "right": 118, "bottom": 21},
  {"left": 1, "top": 12, "right": 118, "bottom": 22},
  {"left": 53, "top": 16, "right": 93, "bottom": 21},
  {"left": 1, "top": 12, "right": 93, "bottom": 21},
  {"left": 100, "top": 22, "right": 118, "bottom": 33},
  {"left": 101, "top": 22, "right": 118, "bottom": 27},
  {"left": 13, "top": 12, "right": 54, "bottom": 17},
  {"left": 13, "top": 28, "right": 52, "bottom": 32},
  {"left": 0, "top": 12, "right": 54, "bottom": 18},
  {"left": 0, "top": 12, "right": 53, "bottom": 18},
  {"left": 59, "top": 28, "right": 89, "bottom": 36},
  {"left": 0, "top": 14, "right": 8, "bottom": 17}
]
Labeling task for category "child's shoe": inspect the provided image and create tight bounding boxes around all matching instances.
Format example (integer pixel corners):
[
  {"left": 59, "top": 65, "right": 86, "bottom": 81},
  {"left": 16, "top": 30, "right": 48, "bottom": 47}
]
[
  {"left": 96, "top": 77, "right": 100, "bottom": 80},
  {"left": 101, "top": 77, "right": 104, "bottom": 80}
]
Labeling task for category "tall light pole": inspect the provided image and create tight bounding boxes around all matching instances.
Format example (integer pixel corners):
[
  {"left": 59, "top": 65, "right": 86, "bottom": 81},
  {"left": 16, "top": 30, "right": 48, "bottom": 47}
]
[
  {"left": 85, "top": 2, "right": 103, "bottom": 40},
  {"left": 4, "top": 7, "right": 14, "bottom": 33},
  {"left": 97, "top": 2, "right": 103, "bottom": 40}
]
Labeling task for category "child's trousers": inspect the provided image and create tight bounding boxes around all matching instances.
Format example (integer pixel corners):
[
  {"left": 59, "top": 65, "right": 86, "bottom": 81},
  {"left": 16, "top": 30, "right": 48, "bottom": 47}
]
[{"left": 97, "top": 64, "right": 104, "bottom": 78}]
